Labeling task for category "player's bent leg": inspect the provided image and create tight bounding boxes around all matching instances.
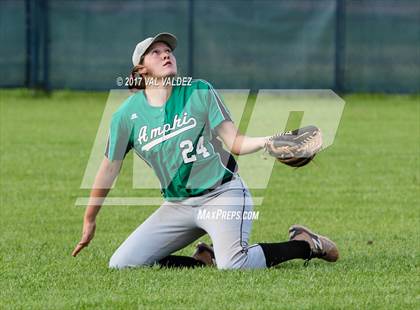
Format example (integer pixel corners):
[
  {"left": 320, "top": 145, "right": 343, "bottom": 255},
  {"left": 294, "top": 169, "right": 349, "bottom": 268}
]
[
  {"left": 215, "top": 244, "right": 267, "bottom": 270},
  {"left": 192, "top": 177, "right": 334, "bottom": 269},
  {"left": 109, "top": 201, "right": 206, "bottom": 269},
  {"left": 193, "top": 178, "right": 267, "bottom": 270},
  {"left": 258, "top": 241, "right": 311, "bottom": 267}
]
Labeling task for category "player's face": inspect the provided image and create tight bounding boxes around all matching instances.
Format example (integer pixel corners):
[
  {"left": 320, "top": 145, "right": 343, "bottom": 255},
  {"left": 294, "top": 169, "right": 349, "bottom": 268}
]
[{"left": 142, "top": 42, "right": 177, "bottom": 78}]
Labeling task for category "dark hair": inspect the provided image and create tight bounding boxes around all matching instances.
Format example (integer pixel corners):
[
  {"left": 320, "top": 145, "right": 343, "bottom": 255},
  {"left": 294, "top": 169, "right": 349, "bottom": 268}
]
[{"left": 128, "top": 55, "right": 146, "bottom": 91}]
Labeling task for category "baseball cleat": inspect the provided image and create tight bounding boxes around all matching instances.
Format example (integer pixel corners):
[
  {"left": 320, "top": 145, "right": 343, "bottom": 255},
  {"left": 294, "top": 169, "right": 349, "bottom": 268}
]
[
  {"left": 288, "top": 224, "right": 339, "bottom": 262},
  {"left": 192, "top": 242, "right": 216, "bottom": 267}
]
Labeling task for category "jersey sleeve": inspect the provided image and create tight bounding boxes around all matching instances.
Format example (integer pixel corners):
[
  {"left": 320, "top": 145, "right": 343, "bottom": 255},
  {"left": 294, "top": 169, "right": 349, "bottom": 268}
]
[
  {"left": 104, "top": 112, "right": 133, "bottom": 161},
  {"left": 206, "top": 84, "right": 233, "bottom": 131}
]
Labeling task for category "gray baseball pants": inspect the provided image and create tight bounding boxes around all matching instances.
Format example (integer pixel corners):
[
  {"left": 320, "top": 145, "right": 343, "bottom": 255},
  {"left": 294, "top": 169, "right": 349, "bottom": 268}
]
[{"left": 109, "top": 175, "right": 267, "bottom": 269}]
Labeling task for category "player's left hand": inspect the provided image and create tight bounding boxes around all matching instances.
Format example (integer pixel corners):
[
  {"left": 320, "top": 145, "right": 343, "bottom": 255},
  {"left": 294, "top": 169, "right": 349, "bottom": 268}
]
[{"left": 265, "top": 125, "right": 322, "bottom": 167}]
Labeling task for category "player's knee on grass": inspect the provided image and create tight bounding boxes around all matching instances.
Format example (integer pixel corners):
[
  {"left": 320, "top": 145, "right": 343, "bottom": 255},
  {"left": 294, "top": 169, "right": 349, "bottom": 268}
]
[
  {"left": 108, "top": 258, "right": 153, "bottom": 269},
  {"left": 216, "top": 261, "right": 241, "bottom": 270},
  {"left": 108, "top": 252, "right": 153, "bottom": 269},
  {"left": 214, "top": 245, "right": 267, "bottom": 270},
  {"left": 215, "top": 250, "right": 247, "bottom": 270},
  {"left": 109, "top": 257, "right": 128, "bottom": 269}
]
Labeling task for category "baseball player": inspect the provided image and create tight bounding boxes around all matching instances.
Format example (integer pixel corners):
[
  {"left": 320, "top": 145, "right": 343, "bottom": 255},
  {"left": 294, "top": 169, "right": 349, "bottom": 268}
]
[{"left": 72, "top": 33, "right": 339, "bottom": 269}]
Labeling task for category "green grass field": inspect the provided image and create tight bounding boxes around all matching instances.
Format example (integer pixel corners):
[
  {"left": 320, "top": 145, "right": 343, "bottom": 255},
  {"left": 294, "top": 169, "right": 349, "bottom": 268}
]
[{"left": 1, "top": 90, "right": 419, "bottom": 309}]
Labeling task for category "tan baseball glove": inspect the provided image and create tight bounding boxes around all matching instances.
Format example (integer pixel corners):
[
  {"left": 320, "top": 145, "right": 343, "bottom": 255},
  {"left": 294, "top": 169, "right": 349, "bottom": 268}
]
[{"left": 265, "top": 125, "right": 323, "bottom": 167}]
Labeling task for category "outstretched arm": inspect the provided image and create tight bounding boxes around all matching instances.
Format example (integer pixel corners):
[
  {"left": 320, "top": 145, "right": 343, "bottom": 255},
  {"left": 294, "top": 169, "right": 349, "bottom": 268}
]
[
  {"left": 216, "top": 121, "right": 270, "bottom": 156},
  {"left": 72, "top": 157, "right": 123, "bottom": 257}
]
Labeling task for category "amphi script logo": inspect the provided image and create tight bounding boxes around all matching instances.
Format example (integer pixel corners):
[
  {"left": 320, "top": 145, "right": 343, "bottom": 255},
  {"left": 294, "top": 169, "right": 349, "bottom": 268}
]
[{"left": 137, "top": 113, "right": 197, "bottom": 151}]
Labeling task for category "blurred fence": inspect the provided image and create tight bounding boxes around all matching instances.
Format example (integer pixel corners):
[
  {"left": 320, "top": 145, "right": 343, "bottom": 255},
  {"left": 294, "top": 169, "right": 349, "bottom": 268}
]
[{"left": 0, "top": 0, "right": 419, "bottom": 93}]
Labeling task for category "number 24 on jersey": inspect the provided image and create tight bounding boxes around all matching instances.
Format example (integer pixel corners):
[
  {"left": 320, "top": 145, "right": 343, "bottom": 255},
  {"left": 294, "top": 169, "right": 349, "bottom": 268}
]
[{"left": 180, "top": 136, "right": 210, "bottom": 163}]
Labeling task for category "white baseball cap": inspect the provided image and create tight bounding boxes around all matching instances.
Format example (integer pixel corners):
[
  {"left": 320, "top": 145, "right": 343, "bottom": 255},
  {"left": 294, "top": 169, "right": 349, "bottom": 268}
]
[{"left": 131, "top": 32, "right": 177, "bottom": 66}]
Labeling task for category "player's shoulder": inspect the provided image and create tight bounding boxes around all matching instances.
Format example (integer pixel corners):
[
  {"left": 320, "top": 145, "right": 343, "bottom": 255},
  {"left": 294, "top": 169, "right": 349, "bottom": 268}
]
[
  {"left": 189, "top": 79, "right": 216, "bottom": 90},
  {"left": 112, "top": 92, "right": 142, "bottom": 121}
]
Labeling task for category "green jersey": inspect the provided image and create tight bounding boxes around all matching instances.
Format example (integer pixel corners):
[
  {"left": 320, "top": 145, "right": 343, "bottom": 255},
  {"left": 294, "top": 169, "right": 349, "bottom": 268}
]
[{"left": 105, "top": 79, "right": 237, "bottom": 200}]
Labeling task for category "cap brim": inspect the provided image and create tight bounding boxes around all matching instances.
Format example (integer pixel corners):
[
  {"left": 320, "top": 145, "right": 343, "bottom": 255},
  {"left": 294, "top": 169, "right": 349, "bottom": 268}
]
[{"left": 150, "top": 33, "right": 177, "bottom": 51}]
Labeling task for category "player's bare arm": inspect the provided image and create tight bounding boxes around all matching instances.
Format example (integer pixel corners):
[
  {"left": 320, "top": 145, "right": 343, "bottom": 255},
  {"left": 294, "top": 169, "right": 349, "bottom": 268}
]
[
  {"left": 216, "top": 120, "right": 269, "bottom": 155},
  {"left": 72, "top": 158, "right": 123, "bottom": 257}
]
